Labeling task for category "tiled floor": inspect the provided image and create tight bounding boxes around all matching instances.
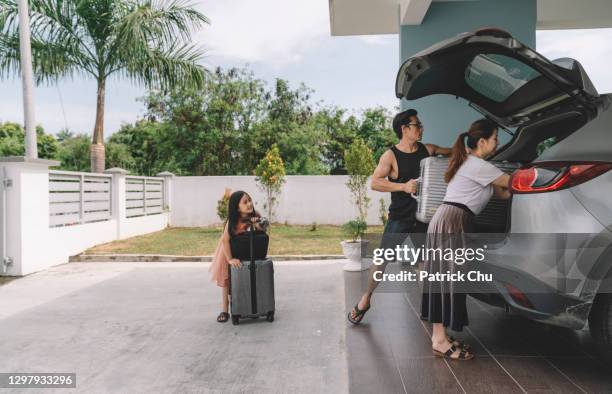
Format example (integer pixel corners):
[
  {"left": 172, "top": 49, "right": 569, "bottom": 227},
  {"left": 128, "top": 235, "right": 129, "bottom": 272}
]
[{"left": 344, "top": 271, "right": 612, "bottom": 394}]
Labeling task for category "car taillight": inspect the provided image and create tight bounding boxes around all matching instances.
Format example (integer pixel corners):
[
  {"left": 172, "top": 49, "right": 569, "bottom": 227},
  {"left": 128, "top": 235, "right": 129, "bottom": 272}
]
[
  {"left": 510, "top": 162, "right": 612, "bottom": 194},
  {"left": 502, "top": 282, "right": 534, "bottom": 309}
]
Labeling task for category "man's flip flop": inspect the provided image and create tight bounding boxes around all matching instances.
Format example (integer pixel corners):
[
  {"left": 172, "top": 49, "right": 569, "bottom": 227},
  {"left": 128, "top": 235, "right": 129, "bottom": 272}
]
[
  {"left": 347, "top": 304, "right": 370, "bottom": 325},
  {"left": 217, "top": 312, "right": 230, "bottom": 323}
]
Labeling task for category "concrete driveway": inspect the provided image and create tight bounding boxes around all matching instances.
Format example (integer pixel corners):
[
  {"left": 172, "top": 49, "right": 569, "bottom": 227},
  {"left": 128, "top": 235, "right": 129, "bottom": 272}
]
[
  {"left": 3, "top": 261, "right": 612, "bottom": 393},
  {"left": 0, "top": 261, "right": 348, "bottom": 393}
]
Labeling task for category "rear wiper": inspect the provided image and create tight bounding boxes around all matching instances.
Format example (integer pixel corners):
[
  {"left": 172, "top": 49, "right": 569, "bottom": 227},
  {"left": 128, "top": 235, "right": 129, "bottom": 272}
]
[{"left": 468, "top": 102, "right": 515, "bottom": 137}]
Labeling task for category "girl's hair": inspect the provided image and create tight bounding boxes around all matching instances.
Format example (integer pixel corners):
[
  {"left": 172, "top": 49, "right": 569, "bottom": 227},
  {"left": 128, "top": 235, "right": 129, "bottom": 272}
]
[
  {"left": 227, "top": 190, "right": 258, "bottom": 237},
  {"left": 445, "top": 118, "right": 498, "bottom": 183}
]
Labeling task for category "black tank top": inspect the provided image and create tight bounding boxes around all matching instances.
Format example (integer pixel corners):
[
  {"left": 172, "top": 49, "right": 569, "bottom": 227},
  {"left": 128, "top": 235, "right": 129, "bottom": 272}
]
[{"left": 388, "top": 143, "right": 430, "bottom": 221}]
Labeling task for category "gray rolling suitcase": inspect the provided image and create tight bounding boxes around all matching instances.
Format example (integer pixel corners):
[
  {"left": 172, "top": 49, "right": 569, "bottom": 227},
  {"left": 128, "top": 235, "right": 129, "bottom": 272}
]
[
  {"left": 415, "top": 156, "right": 519, "bottom": 231},
  {"left": 229, "top": 227, "right": 275, "bottom": 325}
]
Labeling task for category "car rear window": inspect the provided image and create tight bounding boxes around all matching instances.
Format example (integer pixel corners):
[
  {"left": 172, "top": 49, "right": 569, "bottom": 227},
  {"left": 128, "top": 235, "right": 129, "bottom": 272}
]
[{"left": 465, "top": 54, "right": 541, "bottom": 102}]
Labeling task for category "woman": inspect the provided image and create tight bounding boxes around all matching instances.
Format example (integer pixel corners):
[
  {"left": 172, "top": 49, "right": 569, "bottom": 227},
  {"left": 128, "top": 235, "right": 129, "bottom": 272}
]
[
  {"left": 209, "top": 191, "right": 266, "bottom": 323},
  {"left": 420, "top": 119, "right": 511, "bottom": 360}
]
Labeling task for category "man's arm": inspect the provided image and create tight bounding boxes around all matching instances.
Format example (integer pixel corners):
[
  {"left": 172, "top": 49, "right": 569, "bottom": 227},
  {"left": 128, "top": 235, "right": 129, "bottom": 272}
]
[
  {"left": 371, "top": 150, "right": 417, "bottom": 194},
  {"left": 425, "top": 144, "right": 452, "bottom": 156}
]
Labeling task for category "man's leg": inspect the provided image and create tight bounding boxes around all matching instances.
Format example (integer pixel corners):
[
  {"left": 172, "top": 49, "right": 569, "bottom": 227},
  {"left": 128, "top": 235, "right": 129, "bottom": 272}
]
[{"left": 350, "top": 218, "right": 414, "bottom": 321}]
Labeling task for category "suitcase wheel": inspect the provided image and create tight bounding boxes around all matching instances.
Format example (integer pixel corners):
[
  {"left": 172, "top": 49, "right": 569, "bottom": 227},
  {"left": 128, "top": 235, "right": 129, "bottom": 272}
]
[
  {"left": 266, "top": 311, "right": 274, "bottom": 322},
  {"left": 231, "top": 315, "right": 240, "bottom": 325}
]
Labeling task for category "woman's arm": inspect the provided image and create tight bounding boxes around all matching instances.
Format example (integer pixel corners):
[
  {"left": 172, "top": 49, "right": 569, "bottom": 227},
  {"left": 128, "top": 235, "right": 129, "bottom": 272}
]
[
  {"left": 493, "top": 184, "right": 511, "bottom": 199},
  {"left": 425, "top": 144, "right": 452, "bottom": 156},
  {"left": 492, "top": 174, "right": 511, "bottom": 200}
]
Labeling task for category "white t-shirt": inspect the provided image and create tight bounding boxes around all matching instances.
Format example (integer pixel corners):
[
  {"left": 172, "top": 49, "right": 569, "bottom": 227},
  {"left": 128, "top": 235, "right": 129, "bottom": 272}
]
[{"left": 443, "top": 155, "right": 504, "bottom": 215}]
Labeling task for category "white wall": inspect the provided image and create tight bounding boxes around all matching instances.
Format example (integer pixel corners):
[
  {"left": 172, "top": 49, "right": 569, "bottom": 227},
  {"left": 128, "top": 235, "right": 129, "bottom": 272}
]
[
  {"left": 0, "top": 158, "right": 170, "bottom": 276},
  {"left": 171, "top": 176, "right": 391, "bottom": 227},
  {"left": 43, "top": 220, "right": 118, "bottom": 272},
  {"left": 120, "top": 213, "right": 169, "bottom": 239}
]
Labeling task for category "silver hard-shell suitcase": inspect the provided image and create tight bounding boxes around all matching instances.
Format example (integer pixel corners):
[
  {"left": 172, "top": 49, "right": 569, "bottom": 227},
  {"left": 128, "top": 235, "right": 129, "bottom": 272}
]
[
  {"left": 415, "top": 156, "right": 519, "bottom": 230},
  {"left": 229, "top": 226, "right": 275, "bottom": 325},
  {"left": 230, "top": 259, "right": 275, "bottom": 324}
]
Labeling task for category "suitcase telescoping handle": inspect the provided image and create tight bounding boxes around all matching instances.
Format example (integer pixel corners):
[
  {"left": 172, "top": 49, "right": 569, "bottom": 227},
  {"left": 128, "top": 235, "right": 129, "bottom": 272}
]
[{"left": 249, "top": 221, "right": 257, "bottom": 314}]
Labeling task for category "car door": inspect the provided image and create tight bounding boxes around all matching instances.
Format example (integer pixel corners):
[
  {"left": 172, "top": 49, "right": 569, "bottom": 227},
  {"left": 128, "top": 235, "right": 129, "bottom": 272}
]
[{"left": 395, "top": 28, "right": 600, "bottom": 128}]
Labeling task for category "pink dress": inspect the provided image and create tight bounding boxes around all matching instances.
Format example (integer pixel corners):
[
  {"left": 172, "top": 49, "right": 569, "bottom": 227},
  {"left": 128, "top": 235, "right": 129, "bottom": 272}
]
[{"left": 209, "top": 221, "right": 250, "bottom": 288}]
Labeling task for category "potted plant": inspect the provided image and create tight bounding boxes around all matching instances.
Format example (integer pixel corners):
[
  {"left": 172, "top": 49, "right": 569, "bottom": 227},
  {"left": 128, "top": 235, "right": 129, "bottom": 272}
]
[
  {"left": 342, "top": 139, "right": 375, "bottom": 271},
  {"left": 341, "top": 219, "right": 369, "bottom": 271}
]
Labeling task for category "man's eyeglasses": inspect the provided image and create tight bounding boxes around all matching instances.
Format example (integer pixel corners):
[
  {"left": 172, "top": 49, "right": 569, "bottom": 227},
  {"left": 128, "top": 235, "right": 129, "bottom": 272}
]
[{"left": 405, "top": 123, "right": 424, "bottom": 129}]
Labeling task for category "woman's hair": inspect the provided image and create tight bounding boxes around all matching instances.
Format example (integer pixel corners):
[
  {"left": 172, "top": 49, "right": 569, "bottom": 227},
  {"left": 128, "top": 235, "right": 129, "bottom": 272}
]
[
  {"left": 444, "top": 118, "right": 498, "bottom": 183},
  {"left": 227, "top": 190, "right": 258, "bottom": 237}
]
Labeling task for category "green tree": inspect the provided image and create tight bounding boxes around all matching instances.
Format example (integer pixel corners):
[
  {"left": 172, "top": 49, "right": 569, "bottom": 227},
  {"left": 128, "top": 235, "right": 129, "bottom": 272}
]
[
  {"left": 0, "top": 122, "right": 58, "bottom": 159},
  {"left": 316, "top": 108, "right": 358, "bottom": 174},
  {"left": 0, "top": 122, "right": 25, "bottom": 156},
  {"left": 55, "top": 134, "right": 90, "bottom": 171},
  {"left": 344, "top": 138, "right": 375, "bottom": 223},
  {"left": 263, "top": 79, "right": 322, "bottom": 174},
  {"left": 105, "top": 141, "right": 135, "bottom": 171},
  {"left": 143, "top": 68, "right": 269, "bottom": 175},
  {"left": 0, "top": 0, "right": 209, "bottom": 172},
  {"left": 357, "top": 107, "right": 396, "bottom": 162},
  {"left": 255, "top": 144, "right": 286, "bottom": 222},
  {"left": 109, "top": 120, "right": 164, "bottom": 175}
]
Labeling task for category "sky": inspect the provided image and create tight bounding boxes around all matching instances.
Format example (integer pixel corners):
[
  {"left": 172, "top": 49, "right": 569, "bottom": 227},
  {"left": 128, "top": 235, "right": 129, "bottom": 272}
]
[{"left": 1, "top": 0, "right": 612, "bottom": 137}]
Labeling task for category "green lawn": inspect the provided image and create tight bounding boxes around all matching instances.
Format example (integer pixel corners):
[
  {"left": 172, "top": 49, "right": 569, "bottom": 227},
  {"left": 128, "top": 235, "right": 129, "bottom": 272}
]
[{"left": 85, "top": 225, "right": 385, "bottom": 256}]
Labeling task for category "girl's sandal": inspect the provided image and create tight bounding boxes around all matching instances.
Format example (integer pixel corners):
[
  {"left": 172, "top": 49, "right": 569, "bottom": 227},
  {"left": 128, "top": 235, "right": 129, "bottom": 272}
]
[
  {"left": 433, "top": 345, "right": 474, "bottom": 361},
  {"left": 217, "top": 312, "right": 230, "bottom": 323},
  {"left": 448, "top": 335, "right": 470, "bottom": 351},
  {"left": 347, "top": 304, "right": 371, "bottom": 325}
]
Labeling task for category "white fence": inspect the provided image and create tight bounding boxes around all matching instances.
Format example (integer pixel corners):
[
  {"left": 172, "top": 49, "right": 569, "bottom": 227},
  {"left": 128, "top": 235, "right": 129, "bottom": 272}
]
[
  {"left": 171, "top": 175, "right": 391, "bottom": 227},
  {"left": 49, "top": 171, "right": 113, "bottom": 227},
  {"left": 125, "top": 176, "right": 164, "bottom": 218},
  {"left": 0, "top": 157, "right": 173, "bottom": 276}
]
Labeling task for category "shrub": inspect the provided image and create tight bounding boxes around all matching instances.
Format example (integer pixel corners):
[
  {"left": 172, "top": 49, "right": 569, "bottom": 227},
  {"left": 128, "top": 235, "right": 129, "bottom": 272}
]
[
  {"left": 216, "top": 188, "right": 231, "bottom": 222},
  {"left": 255, "top": 144, "right": 286, "bottom": 221},
  {"left": 342, "top": 219, "right": 367, "bottom": 243},
  {"left": 344, "top": 138, "right": 375, "bottom": 222},
  {"left": 379, "top": 198, "right": 388, "bottom": 227}
]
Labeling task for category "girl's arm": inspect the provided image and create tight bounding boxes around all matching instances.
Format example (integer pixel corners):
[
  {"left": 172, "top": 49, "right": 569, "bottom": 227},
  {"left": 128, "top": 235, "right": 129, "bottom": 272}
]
[
  {"left": 250, "top": 212, "right": 269, "bottom": 231},
  {"left": 221, "top": 223, "right": 241, "bottom": 267}
]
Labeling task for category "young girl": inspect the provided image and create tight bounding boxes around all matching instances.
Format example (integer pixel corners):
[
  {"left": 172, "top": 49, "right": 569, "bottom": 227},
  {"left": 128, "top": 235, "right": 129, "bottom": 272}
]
[
  {"left": 420, "top": 119, "right": 511, "bottom": 360},
  {"left": 209, "top": 191, "right": 265, "bottom": 323}
]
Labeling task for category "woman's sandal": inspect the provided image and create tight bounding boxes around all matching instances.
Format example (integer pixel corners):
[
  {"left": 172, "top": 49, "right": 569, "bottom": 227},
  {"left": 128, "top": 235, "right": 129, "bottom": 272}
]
[
  {"left": 433, "top": 344, "right": 474, "bottom": 361},
  {"left": 347, "top": 304, "right": 371, "bottom": 325},
  {"left": 217, "top": 312, "right": 230, "bottom": 323},
  {"left": 448, "top": 335, "right": 470, "bottom": 351}
]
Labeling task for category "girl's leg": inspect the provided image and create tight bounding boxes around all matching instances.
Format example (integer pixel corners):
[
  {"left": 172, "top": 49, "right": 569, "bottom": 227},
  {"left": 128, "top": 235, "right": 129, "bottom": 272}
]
[{"left": 222, "top": 285, "right": 229, "bottom": 313}]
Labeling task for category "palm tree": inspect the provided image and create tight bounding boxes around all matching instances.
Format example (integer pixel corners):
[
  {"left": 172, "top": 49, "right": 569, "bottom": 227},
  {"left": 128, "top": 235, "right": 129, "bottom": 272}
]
[{"left": 0, "top": 0, "right": 208, "bottom": 172}]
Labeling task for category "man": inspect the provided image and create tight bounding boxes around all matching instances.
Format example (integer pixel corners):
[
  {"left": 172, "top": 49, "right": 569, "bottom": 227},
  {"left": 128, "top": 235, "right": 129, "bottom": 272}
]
[{"left": 348, "top": 108, "right": 451, "bottom": 324}]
